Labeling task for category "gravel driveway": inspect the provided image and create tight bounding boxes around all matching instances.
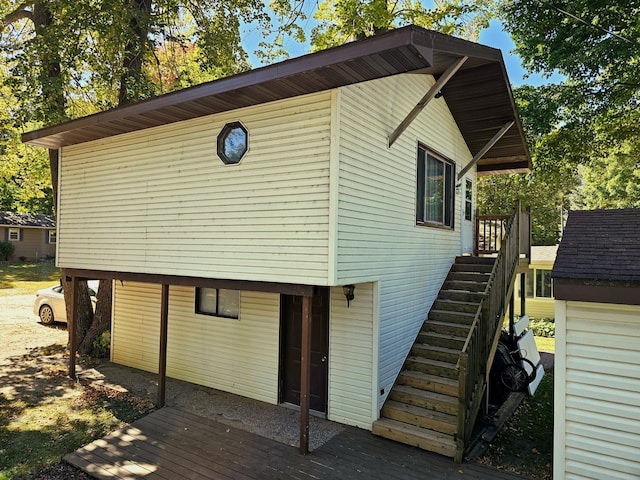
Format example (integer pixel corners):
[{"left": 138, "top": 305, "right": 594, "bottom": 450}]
[{"left": 0, "top": 293, "right": 68, "bottom": 362}]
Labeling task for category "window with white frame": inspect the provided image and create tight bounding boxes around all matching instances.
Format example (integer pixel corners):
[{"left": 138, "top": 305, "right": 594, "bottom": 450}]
[
  {"left": 8, "top": 228, "right": 20, "bottom": 241},
  {"left": 416, "top": 146, "right": 455, "bottom": 227},
  {"left": 48, "top": 230, "right": 56, "bottom": 243},
  {"left": 195, "top": 288, "right": 240, "bottom": 319},
  {"left": 522, "top": 268, "right": 553, "bottom": 299},
  {"left": 464, "top": 179, "right": 473, "bottom": 221}
]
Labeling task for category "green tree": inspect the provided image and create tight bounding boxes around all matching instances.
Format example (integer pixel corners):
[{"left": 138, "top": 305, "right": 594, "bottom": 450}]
[
  {"left": 1, "top": 0, "right": 270, "bottom": 356},
  {"left": 311, "top": 0, "right": 497, "bottom": 49},
  {"left": 503, "top": 0, "right": 640, "bottom": 211},
  {"left": 479, "top": 1, "right": 640, "bottom": 243}
]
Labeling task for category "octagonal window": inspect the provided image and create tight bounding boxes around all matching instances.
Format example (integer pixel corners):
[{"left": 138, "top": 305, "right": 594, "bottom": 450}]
[{"left": 217, "top": 122, "right": 248, "bottom": 165}]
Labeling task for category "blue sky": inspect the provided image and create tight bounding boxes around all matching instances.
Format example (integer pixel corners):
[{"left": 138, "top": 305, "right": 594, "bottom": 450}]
[
  {"left": 243, "top": 13, "right": 564, "bottom": 88},
  {"left": 478, "top": 19, "right": 564, "bottom": 87}
]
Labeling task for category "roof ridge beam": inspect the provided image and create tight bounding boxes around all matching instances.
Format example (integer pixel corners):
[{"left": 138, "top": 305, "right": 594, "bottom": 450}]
[
  {"left": 458, "top": 120, "right": 515, "bottom": 180},
  {"left": 388, "top": 55, "right": 468, "bottom": 148}
]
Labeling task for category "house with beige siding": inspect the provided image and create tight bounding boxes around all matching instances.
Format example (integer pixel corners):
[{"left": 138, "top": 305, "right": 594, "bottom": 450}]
[
  {"left": 0, "top": 211, "right": 56, "bottom": 260},
  {"left": 552, "top": 209, "right": 640, "bottom": 479},
  {"left": 23, "top": 26, "right": 531, "bottom": 460},
  {"left": 515, "top": 245, "right": 557, "bottom": 319}
]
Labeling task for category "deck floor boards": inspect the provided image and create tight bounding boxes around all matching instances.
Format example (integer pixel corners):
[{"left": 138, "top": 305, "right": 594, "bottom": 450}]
[{"left": 66, "top": 408, "right": 531, "bottom": 480}]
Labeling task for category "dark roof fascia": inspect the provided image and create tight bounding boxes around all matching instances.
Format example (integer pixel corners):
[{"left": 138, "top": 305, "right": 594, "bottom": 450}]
[
  {"left": 22, "top": 26, "right": 531, "bottom": 174},
  {"left": 22, "top": 27, "right": 428, "bottom": 148},
  {"left": 554, "top": 277, "right": 640, "bottom": 306}
]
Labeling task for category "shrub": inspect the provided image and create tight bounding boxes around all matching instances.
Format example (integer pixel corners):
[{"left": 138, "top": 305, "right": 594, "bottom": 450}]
[
  {"left": 0, "top": 241, "right": 15, "bottom": 260},
  {"left": 529, "top": 317, "right": 555, "bottom": 337},
  {"left": 92, "top": 331, "right": 111, "bottom": 358}
]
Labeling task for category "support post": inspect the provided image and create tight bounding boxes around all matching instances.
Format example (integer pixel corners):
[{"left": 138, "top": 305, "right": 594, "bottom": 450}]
[
  {"left": 157, "top": 283, "right": 169, "bottom": 407},
  {"left": 388, "top": 56, "right": 468, "bottom": 147},
  {"left": 457, "top": 121, "right": 515, "bottom": 180},
  {"left": 520, "top": 273, "right": 526, "bottom": 318},
  {"left": 509, "top": 290, "right": 515, "bottom": 345},
  {"left": 299, "top": 295, "right": 312, "bottom": 454},
  {"left": 68, "top": 276, "right": 79, "bottom": 378}
]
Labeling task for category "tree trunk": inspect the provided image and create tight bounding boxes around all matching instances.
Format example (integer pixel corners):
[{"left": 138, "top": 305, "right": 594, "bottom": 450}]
[
  {"left": 31, "top": 2, "right": 96, "bottom": 352},
  {"left": 119, "top": 0, "right": 153, "bottom": 105},
  {"left": 78, "top": 279, "right": 113, "bottom": 355}
]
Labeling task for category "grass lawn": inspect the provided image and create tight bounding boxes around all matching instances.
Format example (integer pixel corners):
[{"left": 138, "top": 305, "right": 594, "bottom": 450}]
[
  {"left": 0, "top": 262, "right": 60, "bottom": 295},
  {"left": 479, "top": 371, "right": 554, "bottom": 479},
  {"left": 0, "top": 350, "right": 154, "bottom": 480},
  {"left": 535, "top": 335, "right": 555, "bottom": 353}
]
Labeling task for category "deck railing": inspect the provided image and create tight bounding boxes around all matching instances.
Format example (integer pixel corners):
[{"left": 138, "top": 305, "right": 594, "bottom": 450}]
[{"left": 456, "top": 206, "right": 529, "bottom": 461}]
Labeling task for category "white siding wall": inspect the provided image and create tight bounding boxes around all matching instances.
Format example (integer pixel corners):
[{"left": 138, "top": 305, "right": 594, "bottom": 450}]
[
  {"left": 554, "top": 300, "right": 640, "bottom": 480},
  {"left": 112, "top": 282, "right": 281, "bottom": 403},
  {"left": 335, "top": 74, "right": 474, "bottom": 408},
  {"left": 59, "top": 92, "right": 333, "bottom": 285},
  {"left": 328, "top": 282, "right": 376, "bottom": 428}
]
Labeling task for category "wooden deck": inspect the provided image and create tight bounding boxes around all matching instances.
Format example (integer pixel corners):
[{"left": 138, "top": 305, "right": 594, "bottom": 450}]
[{"left": 66, "top": 407, "right": 530, "bottom": 480}]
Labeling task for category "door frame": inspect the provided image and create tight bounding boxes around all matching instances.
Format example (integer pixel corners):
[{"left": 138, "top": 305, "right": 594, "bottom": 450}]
[{"left": 278, "top": 287, "right": 330, "bottom": 413}]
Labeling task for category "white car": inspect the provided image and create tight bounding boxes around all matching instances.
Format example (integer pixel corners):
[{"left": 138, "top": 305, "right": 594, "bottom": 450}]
[{"left": 34, "top": 280, "right": 99, "bottom": 324}]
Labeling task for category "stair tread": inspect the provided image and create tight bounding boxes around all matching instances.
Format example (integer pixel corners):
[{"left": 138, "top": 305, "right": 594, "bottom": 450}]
[
  {"left": 394, "top": 384, "right": 458, "bottom": 406},
  {"left": 413, "top": 344, "right": 461, "bottom": 355},
  {"left": 429, "top": 309, "right": 476, "bottom": 317},
  {"left": 399, "top": 370, "right": 458, "bottom": 387},
  {"left": 420, "top": 331, "right": 467, "bottom": 342},
  {"left": 434, "top": 299, "right": 481, "bottom": 307},
  {"left": 383, "top": 400, "right": 457, "bottom": 423},
  {"left": 373, "top": 418, "right": 456, "bottom": 444},
  {"left": 440, "top": 288, "right": 485, "bottom": 294},
  {"left": 423, "top": 319, "right": 472, "bottom": 329},
  {"left": 407, "top": 356, "right": 457, "bottom": 369}
]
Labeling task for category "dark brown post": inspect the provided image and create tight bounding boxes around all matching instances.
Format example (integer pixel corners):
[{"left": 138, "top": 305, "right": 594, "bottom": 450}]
[
  {"left": 157, "top": 284, "right": 169, "bottom": 407},
  {"left": 68, "top": 276, "right": 78, "bottom": 378},
  {"left": 509, "top": 290, "right": 515, "bottom": 344},
  {"left": 299, "top": 295, "right": 312, "bottom": 454},
  {"left": 520, "top": 272, "right": 526, "bottom": 317}
]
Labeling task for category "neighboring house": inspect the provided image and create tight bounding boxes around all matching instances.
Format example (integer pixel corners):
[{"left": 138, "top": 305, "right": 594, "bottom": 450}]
[
  {"left": 0, "top": 211, "right": 56, "bottom": 260},
  {"left": 552, "top": 209, "right": 640, "bottom": 480},
  {"left": 23, "top": 26, "right": 531, "bottom": 459},
  {"left": 515, "top": 245, "right": 557, "bottom": 319}
]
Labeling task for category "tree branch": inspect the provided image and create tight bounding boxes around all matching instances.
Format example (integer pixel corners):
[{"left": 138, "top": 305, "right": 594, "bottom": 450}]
[{"left": 1, "top": 3, "right": 33, "bottom": 32}]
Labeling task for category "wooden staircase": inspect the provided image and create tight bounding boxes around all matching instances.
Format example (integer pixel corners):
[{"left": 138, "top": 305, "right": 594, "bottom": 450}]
[{"left": 372, "top": 256, "right": 495, "bottom": 459}]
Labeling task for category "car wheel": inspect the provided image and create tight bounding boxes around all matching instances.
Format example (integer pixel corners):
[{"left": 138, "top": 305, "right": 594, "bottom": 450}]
[{"left": 39, "top": 305, "right": 55, "bottom": 325}]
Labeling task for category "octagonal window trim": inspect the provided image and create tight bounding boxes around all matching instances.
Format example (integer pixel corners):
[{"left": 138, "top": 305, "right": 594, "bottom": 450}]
[{"left": 217, "top": 121, "right": 248, "bottom": 165}]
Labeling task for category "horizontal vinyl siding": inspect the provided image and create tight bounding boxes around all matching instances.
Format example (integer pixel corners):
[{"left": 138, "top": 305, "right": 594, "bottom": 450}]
[
  {"left": 111, "top": 282, "right": 280, "bottom": 404},
  {"left": 58, "top": 92, "right": 332, "bottom": 284},
  {"left": 336, "top": 75, "right": 473, "bottom": 407},
  {"left": 328, "top": 283, "right": 375, "bottom": 428},
  {"left": 562, "top": 301, "right": 640, "bottom": 480}
]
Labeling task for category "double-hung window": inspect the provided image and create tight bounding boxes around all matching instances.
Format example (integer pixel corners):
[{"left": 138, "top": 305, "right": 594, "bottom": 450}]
[
  {"left": 195, "top": 288, "right": 240, "bottom": 319},
  {"left": 8, "top": 228, "right": 20, "bottom": 241},
  {"left": 416, "top": 146, "right": 455, "bottom": 227}
]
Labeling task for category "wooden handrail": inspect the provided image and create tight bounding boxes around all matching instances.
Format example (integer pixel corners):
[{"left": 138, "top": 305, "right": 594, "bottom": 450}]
[{"left": 456, "top": 205, "right": 528, "bottom": 461}]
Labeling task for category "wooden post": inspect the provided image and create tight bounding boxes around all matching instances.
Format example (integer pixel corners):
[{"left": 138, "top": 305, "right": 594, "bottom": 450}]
[
  {"left": 157, "top": 284, "right": 169, "bottom": 407},
  {"left": 509, "top": 290, "right": 515, "bottom": 345},
  {"left": 299, "top": 295, "right": 312, "bottom": 454},
  {"left": 68, "top": 276, "right": 78, "bottom": 378},
  {"left": 520, "top": 272, "right": 526, "bottom": 317}
]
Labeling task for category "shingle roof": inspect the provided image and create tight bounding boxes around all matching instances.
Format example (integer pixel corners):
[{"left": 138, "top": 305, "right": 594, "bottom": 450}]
[
  {"left": 552, "top": 209, "right": 640, "bottom": 282},
  {"left": 0, "top": 211, "right": 56, "bottom": 228}
]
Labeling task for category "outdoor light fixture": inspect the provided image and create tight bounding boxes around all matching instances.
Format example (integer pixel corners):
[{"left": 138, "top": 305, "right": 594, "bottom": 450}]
[{"left": 343, "top": 285, "right": 355, "bottom": 307}]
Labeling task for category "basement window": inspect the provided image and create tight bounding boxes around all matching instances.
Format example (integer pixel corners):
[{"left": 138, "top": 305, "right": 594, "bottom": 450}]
[
  {"left": 217, "top": 122, "right": 248, "bottom": 165},
  {"left": 195, "top": 288, "right": 240, "bottom": 319},
  {"left": 416, "top": 146, "right": 455, "bottom": 228}
]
